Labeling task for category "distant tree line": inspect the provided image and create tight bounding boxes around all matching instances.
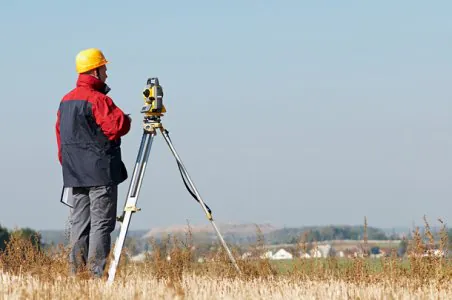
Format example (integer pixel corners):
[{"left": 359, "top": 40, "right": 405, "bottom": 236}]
[{"left": 264, "top": 226, "right": 391, "bottom": 245}]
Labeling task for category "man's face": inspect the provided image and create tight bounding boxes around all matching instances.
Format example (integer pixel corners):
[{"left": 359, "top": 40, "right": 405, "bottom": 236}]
[{"left": 97, "top": 65, "right": 108, "bottom": 82}]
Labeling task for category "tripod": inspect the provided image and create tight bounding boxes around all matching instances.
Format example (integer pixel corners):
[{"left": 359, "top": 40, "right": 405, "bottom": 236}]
[{"left": 107, "top": 115, "right": 241, "bottom": 284}]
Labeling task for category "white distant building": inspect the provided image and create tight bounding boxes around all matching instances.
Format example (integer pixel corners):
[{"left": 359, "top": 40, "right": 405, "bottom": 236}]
[
  {"left": 271, "top": 249, "right": 293, "bottom": 260},
  {"left": 310, "top": 244, "right": 332, "bottom": 258},
  {"left": 318, "top": 244, "right": 332, "bottom": 257}
]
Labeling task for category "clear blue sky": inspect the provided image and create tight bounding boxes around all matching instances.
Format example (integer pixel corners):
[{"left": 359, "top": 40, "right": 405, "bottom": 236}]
[{"left": 0, "top": 1, "right": 450, "bottom": 231}]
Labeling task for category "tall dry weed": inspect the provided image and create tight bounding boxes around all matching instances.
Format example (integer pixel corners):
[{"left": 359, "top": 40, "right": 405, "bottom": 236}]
[{"left": 0, "top": 231, "right": 70, "bottom": 281}]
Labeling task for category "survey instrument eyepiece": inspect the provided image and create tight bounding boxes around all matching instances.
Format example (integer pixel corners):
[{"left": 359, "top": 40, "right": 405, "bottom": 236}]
[{"left": 141, "top": 77, "right": 166, "bottom": 116}]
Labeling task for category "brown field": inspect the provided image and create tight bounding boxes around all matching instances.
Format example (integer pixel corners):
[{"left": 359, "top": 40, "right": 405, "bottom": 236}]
[{"left": 0, "top": 218, "right": 451, "bottom": 299}]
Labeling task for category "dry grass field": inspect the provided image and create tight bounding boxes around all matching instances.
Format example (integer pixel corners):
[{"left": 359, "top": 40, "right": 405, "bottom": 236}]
[
  {"left": 0, "top": 218, "right": 450, "bottom": 299},
  {"left": 1, "top": 272, "right": 451, "bottom": 300}
]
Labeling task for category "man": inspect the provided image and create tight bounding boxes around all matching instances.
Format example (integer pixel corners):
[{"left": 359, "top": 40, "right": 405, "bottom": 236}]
[{"left": 55, "top": 48, "right": 131, "bottom": 278}]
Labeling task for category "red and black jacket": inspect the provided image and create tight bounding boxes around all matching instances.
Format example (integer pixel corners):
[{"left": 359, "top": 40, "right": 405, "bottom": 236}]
[{"left": 55, "top": 74, "right": 131, "bottom": 187}]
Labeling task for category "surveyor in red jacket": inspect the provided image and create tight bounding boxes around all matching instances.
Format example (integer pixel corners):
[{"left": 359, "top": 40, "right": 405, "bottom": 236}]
[{"left": 55, "top": 48, "right": 131, "bottom": 278}]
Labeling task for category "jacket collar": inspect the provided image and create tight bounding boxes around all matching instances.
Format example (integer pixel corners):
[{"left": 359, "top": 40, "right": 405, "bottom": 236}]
[{"left": 76, "top": 74, "right": 111, "bottom": 94}]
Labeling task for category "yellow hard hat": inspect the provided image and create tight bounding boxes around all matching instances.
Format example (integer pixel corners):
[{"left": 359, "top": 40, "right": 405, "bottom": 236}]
[{"left": 75, "top": 48, "right": 109, "bottom": 73}]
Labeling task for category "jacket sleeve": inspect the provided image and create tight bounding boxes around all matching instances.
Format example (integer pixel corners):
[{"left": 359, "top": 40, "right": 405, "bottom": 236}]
[
  {"left": 56, "top": 110, "right": 62, "bottom": 164},
  {"left": 91, "top": 95, "right": 131, "bottom": 141}
]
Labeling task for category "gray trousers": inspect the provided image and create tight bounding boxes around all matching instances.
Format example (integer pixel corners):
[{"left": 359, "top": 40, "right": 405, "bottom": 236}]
[{"left": 69, "top": 185, "right": 117, "bottom": 278}]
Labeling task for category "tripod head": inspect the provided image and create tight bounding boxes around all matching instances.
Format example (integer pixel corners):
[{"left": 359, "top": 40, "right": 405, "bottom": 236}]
[{"left": 141, "top": 77, "right": 166, "bottom": 123}]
